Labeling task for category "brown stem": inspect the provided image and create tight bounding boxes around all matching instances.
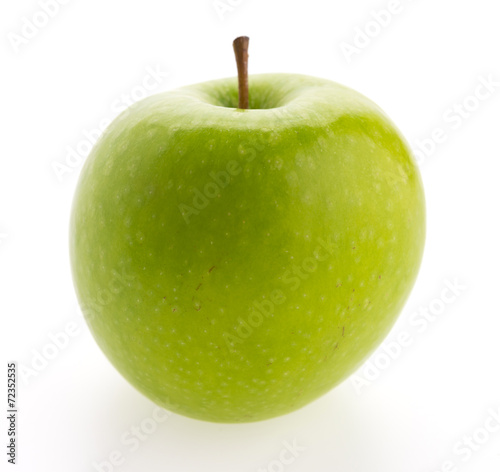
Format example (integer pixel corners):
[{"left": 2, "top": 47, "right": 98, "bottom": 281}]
[{"left": 232, "top": 36, "right": 249, "bottom": 109}]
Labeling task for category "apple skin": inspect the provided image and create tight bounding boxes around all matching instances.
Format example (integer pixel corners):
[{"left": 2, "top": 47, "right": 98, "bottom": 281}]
[{"left": 70, "top": 73, "right": 425, "bottom": 423}]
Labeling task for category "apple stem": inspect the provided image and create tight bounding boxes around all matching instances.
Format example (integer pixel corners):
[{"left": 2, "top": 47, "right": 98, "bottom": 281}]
[{"left": 233, "top": 36, "right": 249, "bottom": 109}]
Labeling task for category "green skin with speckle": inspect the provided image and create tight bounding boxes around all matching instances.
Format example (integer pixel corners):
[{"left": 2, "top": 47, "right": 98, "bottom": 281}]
[{"left": 70, "top": 73, "right": 425, "bottom": 423}]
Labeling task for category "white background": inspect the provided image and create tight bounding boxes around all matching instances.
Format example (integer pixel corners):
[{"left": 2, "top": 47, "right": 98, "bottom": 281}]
[{"left": 1, "top": 0, "right": 500, "bottom": 471}]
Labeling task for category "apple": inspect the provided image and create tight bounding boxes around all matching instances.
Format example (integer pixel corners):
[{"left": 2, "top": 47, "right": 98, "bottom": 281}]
[{"left": 70, "top": 38, "right": 425, "bottom": 423}]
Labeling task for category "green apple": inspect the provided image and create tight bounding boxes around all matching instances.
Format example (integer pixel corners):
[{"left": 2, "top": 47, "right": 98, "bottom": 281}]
[{"left": 70, "top": 71, "right": 425, "bottom": 423}]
